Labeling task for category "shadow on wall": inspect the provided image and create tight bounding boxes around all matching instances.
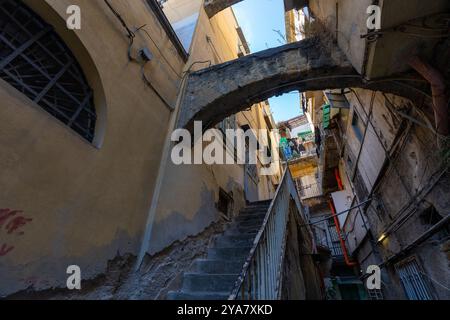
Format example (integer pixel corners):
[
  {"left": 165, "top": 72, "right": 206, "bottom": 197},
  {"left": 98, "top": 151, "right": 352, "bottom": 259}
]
[{"left": 148, "top": 183, "right": 219, "bottom": 255}]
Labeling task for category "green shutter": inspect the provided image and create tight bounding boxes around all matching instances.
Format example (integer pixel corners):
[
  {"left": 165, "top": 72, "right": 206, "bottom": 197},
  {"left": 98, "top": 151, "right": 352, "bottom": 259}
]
[{"left": 323, "top": 104, "right": 331, "bottom": 129}]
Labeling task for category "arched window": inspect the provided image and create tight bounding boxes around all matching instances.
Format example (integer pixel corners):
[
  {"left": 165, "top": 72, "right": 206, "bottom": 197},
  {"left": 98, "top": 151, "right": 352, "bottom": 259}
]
[{"left": 0, "top": 0, "right": 96, "bottom": 142}]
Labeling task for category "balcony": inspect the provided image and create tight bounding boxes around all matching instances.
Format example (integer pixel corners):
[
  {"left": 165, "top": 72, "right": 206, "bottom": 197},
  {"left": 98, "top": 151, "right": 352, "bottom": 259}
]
[{"left": 297, "top": 182, "right": 322, "bottom": 200}]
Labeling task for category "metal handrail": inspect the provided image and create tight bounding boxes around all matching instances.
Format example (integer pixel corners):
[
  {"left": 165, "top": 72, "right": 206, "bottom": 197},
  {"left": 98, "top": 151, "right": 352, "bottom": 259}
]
[{"left": 228, "top": 168, "right": 306, "bottom": 300}]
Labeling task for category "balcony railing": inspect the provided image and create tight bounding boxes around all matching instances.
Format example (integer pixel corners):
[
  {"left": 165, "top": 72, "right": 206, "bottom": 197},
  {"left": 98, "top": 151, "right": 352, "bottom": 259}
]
[
  {"left": 281, "top": 148, "right": 317, "bottom": 163},
  {"left": 229, "top": 168, "right": 308, "bottom": 300},
  {"left": 297, "top": 182, "right": 322, "bottom": 199}
]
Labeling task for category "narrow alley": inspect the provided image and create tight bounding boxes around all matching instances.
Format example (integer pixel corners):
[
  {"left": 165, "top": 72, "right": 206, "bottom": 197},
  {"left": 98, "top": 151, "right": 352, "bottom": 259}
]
[{"left": 0, "top": 0, "right": 449, "bottom": 302}]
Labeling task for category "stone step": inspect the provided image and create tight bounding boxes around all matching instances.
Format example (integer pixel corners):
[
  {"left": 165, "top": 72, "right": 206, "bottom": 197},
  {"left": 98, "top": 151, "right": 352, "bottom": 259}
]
[
  {"left": 236, "top": 212, "right": 267, "bottom": 221},
  {"left": 248, "top": 200, "right": 272, "bottom": 207},
  {"left": 182, "top": 273, "right": 238, "bottom": 292},
  {"left": 167, "top": 290, "right": 230, "bottom": 300},
  {"left": 240, "top": 207, "right": 269, "bottom": 215},
  {"left": 166, "top": 200, "right": 273, "bottom": 301},
  {"left": 218, "top": 233, "right": 257, "bottom": 241},
  {"left": 234, "top": 218, "right": 264, "bottom": 228},
  {"left": 224, "top": 227, "right": 258, "bottom": 236},
  {"left": 193, "top": 259, "right": 244, "bottom": 274},
  {"left": 207, "top": 246, "right": 252, "bottom": 260},
  {"left": 214, "top": 235, "right": 255, "bottom": 248},
  {"left": 228, "top": 224, "right": 261, "bottom": 234}
]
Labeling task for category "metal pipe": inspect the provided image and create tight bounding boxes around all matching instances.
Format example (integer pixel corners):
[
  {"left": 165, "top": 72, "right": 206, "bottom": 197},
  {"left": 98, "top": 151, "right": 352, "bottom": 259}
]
[
  {"left": 328, "top": 200, "right": 358, "bottom": 267},
  {"left": 381, "top": 214, "right": 450, "bottom": 267},
  {"left": 408, "top": 56, "right": 448, "bottom": 137},
  {"left": 300, "top": 198, "right": 373, "bottom": 227}
]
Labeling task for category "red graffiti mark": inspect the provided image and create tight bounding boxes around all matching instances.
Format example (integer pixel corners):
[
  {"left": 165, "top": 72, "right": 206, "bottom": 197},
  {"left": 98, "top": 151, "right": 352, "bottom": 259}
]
[
  {"left": 0, "top": 209, "right": 32, "bottom": 257},
  {"left": 0, "top": 209, "right": 21, "bottom": 227},
  {"left": 0, "top": 243, "right": 14, "bottom": 256},
  {"left": 5, "top": 216, "right": 32, "bottom": 235}
]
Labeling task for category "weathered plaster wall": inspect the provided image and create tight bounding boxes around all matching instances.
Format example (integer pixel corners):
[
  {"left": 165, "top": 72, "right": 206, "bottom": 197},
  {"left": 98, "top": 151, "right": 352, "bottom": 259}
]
[
  {"left": 309, "top": 0, "right": 450, "bottom": 79},
  {"left": 344, "top": 90, "right": 400, "bottom": 193},
  {"left": 342, "top": 88, "right": 411, "bottom": 251},
  {"left": 282, "top": 202, "right": 323, "bottom": 300},
  {"left": 340, "top": 88, "right": 449, "bottom": 299},
  {"left": 0, "top": 0, "right": 185, "bottom": 297},
  {"left": 147, "top": 7, "right": 277, "bottom": 255},
  {"left": 309, "top": 0, "right": 371, "bottom": 74},
  {"left": 370, "top": 124, "right": 450, "bottom": 299},
  {"left": 365, "top": 0, "right": 450, "bottom": 79}
]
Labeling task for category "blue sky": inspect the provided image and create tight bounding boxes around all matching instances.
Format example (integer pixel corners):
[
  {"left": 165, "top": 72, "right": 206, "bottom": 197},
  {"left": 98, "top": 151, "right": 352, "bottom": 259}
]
[{"left": 233, "top": 0, "right": 302, "bottom": 123}]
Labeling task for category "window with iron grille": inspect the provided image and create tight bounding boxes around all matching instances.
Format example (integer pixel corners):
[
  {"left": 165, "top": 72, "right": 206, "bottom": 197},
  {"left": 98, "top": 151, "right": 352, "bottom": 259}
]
[
  {"left": 327, "top": 218, "right": 344, "bottom": 257},
  {"left": 367, "top": 288, "right": 384, "bottom": 300},
  {"left": 0, "top": 0, "right": 96, "bottom": 142},
  {"left": 395, "top": 257, "right": 434, "bottom": 300}
]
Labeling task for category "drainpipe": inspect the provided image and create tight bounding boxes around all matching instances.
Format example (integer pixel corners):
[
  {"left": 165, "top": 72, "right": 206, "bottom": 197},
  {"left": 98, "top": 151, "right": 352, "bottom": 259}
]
[
  {"left": 330, "top": 168, "right": 357, "bottom": 267},
  {"left": 335, "top": 168, "right": 344, "bottom": 191},
  {"left": 328, "top": 200, "right": 358, "bottom": 267},
  {"left": 408, "top": 56, "right": 449, "bottom": 140}
]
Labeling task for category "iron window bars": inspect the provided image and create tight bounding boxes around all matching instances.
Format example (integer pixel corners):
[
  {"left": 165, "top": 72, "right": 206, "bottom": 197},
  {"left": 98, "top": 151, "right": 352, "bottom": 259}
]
[
  {"left": 0, "top": 0, "right": 96, "bottom": 142},
  {"left": 395, "top": 257, "right": 434, "bottom": 300}
]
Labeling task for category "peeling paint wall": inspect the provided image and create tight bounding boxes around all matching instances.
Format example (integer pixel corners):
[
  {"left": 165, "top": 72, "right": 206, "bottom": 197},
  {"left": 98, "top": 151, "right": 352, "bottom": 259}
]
[{"left": 339, "top": 88, "right": 450, "bottom": 299}]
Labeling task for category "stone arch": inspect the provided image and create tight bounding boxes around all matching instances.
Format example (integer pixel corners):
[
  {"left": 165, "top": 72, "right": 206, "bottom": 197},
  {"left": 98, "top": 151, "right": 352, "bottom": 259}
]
[
  {"left": 204, "top": 0, "right": 310, "bottom": 17},
  {"left": 22, "top": 0, "right": 108, "bottom": 148},
  {"left": 177, "top": 37, "right": 428, "bottom": 131},
  {"left": 204, "top": 0, "right": 244, "bottom": 17}
]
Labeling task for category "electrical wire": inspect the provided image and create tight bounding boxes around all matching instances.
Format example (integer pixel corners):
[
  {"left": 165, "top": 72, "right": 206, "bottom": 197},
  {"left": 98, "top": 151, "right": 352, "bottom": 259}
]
[
  {"left": 104, "top": 0, "right": 178, "bottom": 111},
  {"left": 182, "top": 60, "right": 212, "bottom": 76},
  {"left": 103, "top": 0, "right": 136, "bottom": 61},
  {"left": 299, "top": 199, "right": 373, "bottom": 228},
  {"left": 362, "top": 29, "right": 450, "bottom": 40},
  {"left": 382, "top": 93, "right": 438, "bottom": 135},
  {"left": 341, "top": 89, "right": 447, "bottom": 244},
  {"left": 419, "top": 271, "right": 450, "bottom": 292},
  {"left": 104, "top": 0, "right": 135, "bottom": 38},
  {"left": 361, "top": 12, "right": 450, "bottom": 43},
  {"left": 141, "top": 62, "right": 173, "bottom": 111},
  {"left": 383, "top": 168, "right": 447, "bottom": 236},
  {"left": 135, "top": 24, "right": 182, "bottom": 79},
  {"left": 351, "top": 91, "right": 375, "bottom": 182},
  {"left": 349, "top": 89, "right": 414, "bottom": 200}
]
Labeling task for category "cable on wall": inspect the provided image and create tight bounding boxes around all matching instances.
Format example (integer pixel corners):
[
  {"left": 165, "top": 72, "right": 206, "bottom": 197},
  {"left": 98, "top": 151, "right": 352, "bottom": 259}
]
[
  {"left": 135, "top": 24, "right": 182, "bottom": 79},
  {"left": 103, "top": 0, "right": 174, "bottom": 110},
  {"left": 103, "top": 0, "right": 136, "bottom": 62}
]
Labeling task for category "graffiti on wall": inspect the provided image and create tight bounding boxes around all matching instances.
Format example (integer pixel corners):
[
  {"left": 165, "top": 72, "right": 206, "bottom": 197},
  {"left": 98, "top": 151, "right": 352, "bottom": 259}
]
[{"left": 0, "top": 209, "right": 32, "bottom": 257}]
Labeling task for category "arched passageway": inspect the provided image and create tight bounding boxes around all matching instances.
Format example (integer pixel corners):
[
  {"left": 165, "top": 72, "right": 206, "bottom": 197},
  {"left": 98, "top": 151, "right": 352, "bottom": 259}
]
[{"left": 178, "top": 37, "right": 427, "bottom": 131}]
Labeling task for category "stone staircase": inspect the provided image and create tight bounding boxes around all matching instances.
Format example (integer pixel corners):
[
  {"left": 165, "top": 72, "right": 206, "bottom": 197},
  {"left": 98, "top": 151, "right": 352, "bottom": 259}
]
[{"left": 167, "top": 200, "right": 271, "bottom": 300}]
